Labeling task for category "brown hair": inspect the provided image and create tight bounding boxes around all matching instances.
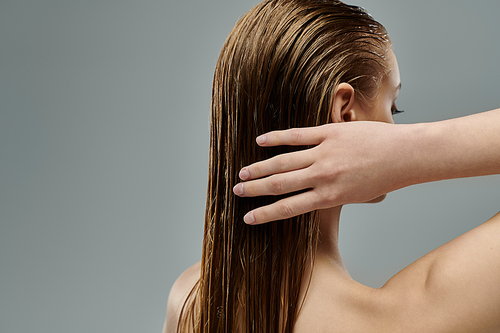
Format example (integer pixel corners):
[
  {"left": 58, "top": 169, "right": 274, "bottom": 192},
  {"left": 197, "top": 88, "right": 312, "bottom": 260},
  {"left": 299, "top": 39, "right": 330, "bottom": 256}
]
[{"left": 179, "top": 0, "right": 390, "bottom": 331}]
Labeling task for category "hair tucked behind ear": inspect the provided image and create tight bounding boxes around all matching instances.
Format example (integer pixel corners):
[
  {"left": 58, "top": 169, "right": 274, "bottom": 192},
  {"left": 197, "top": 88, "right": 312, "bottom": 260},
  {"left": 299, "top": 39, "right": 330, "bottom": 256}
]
[{"left": 178, "top": 1, "right": 390, "bottom": 332}]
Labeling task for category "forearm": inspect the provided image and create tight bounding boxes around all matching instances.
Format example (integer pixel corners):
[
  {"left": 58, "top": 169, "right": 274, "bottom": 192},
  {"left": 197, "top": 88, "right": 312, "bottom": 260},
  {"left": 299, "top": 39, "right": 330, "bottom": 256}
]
[
  {"left": 398, "top": 109, "right": 500, "bottom": 189},
  {"left": 234, "top": 109, "right": 500, "bottom": 224}
]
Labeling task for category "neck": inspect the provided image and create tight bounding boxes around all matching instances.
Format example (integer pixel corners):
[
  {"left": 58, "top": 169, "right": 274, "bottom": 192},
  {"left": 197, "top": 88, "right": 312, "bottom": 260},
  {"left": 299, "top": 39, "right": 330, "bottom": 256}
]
[
  {"left": 317, "top": 206, "right": 349, "bottom": 276},
  {"left": 297, "top": 206, "right": 351, "bottom": 309}
]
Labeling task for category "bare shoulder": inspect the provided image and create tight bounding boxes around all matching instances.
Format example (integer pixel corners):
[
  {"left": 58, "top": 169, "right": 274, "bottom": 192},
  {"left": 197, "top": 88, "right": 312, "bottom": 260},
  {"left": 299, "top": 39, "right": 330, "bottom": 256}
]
[
  {"left": 163, "top": 262, "right": 201, "bottom": 333},
  {"left": 382, "top": 211, "right": 500, "bottom": 332}
]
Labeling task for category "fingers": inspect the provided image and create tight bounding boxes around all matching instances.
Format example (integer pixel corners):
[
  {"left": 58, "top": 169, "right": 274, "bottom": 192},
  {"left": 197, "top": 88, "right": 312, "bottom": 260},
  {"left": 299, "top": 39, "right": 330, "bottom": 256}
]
[
  {"left": 243, "top": 190, "right": 322, "bottom": 225},
  {"left": 234, "top": 168, "right": 313, "bottom": 197},
  {"left": 256, "top": 126, "right": 327, "bottom": 147},
  {"left": 239, "top": 149, "right": 315, "bottom": 181}
]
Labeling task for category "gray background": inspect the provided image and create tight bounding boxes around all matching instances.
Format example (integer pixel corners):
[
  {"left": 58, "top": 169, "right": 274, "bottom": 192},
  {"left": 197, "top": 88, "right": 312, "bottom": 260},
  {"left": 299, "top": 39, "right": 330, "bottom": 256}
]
[{"left": 1, "top": 0, "right": 499, "bottom": 332}]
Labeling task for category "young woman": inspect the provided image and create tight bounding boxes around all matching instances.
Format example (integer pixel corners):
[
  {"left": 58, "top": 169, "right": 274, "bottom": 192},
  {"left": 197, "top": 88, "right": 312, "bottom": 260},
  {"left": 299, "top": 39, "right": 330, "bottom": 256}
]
[{"left": 165, "top": 0, "right": 500, "bottom": 332}]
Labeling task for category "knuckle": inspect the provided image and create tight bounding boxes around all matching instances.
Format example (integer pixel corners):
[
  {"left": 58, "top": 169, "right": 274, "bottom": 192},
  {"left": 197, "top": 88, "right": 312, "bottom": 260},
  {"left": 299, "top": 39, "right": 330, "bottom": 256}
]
[
  {"left": 277, "top": 202, "right": 294, "bottom": 218},
  {"left": 313, "top": 163, "right": 338, "bottom": 182},
  {"left": 317, "top": 189, "right": 338, "bottom": 208},
  {"left": 251, "top": 160, "right": 269, "bottom": 179},
  {"left": 322, "top": 168, "right": 338, "bottom": 182},
  {"left": 269, "top": 177, "right": 284, "bottom": 194},
  {"left": 315, "top": 192, "right": 329, "bottom": 209},
  {"left": 276, "top": 157, "right": 288, "bottom": 173},
  {"left": 290, "top": 129, "right": 302, "bottom": 143}
]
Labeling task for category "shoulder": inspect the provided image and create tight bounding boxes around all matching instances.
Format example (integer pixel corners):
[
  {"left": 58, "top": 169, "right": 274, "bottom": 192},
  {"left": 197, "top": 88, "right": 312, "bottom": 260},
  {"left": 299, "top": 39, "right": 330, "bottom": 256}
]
[
  {"left": 163, "top": 262, "right": 201, "bottom": 333},
  {"left": 381, "top": 211, "right": 500, "bottom": 332}
]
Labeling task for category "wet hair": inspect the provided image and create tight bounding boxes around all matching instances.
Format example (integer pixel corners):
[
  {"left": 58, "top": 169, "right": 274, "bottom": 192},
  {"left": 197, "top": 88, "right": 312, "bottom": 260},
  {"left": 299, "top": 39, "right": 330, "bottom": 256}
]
[{"left": 178, "top": 1, "right": 390, "bottom": 332}]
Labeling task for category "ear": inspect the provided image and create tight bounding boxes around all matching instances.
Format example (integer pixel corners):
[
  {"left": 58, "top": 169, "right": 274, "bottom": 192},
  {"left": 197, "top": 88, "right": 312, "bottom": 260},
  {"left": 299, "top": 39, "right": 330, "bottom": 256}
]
[{"left": 331, "top": 83, "right": 358, "bottom": 123}]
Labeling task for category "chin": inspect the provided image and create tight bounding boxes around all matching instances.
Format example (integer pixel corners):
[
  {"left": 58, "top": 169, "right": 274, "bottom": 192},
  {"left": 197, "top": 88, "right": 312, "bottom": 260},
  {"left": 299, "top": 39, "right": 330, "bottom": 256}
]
[{"left": 366, "top": 194, "right": 387, "bottom": 204}]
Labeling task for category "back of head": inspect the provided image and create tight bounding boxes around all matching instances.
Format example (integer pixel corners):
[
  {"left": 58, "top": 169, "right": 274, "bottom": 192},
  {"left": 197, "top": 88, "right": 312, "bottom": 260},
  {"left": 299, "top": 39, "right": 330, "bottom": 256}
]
[{"left": 179, "top": 1, "right": 390, "bottom": 332}]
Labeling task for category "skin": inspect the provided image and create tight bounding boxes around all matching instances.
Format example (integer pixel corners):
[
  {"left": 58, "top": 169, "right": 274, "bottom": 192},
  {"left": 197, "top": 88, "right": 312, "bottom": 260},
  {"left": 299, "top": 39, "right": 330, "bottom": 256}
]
[
  {"left": 233, "top": 53, "right": 500, "bottom": 225},
  {"left": 165, "top": 49, "right": 500, "bottom": 332},
  {"left": 234, "top": 110, "right": 500, "bottom": 224},
  {"left": 233, "top": 48, "right": 402, "bottom": 223}
]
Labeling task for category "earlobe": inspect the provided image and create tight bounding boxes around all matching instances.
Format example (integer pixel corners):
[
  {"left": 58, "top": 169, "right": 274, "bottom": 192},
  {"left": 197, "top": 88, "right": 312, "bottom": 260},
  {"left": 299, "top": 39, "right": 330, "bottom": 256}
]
[{"left": 331, "top": 83, "right": 357, "bottom": 123}]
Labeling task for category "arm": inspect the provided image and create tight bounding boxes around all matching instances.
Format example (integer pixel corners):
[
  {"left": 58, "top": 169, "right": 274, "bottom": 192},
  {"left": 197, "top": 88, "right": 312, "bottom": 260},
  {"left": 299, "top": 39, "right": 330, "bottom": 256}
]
[
  {"left": 382, "top": 211, "right": 500, "bottom": 332},
  {"left": 233, "top": 109, "right": 500, "bottom": 224}
]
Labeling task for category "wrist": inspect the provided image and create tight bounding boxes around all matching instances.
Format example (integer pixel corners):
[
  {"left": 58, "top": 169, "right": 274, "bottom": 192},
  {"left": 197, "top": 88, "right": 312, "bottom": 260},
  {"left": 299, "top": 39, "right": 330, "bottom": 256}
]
[
  {"left": 389, "top": 122, "right": 436, "bottom": 190},
  {"left": 394, "top": 118, "right": 468, "bottom": 188}
]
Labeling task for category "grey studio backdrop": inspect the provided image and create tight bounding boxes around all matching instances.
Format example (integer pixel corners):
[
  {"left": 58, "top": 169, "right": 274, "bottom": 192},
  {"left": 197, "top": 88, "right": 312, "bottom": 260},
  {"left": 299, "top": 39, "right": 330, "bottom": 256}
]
[{"left": 1, "top": 0, "right": 499, "bottom": 332}]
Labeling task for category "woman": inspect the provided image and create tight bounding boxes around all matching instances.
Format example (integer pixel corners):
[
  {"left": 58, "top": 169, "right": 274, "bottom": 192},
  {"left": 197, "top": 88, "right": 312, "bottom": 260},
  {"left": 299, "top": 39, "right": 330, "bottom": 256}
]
[{"left": 165, "top": 0, "right": 500, "bottom": 332}]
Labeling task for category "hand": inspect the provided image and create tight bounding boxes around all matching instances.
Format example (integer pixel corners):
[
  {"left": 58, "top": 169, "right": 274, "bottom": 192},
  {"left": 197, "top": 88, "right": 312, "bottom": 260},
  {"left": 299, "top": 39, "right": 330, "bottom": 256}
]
[{"left": 233, "top": 121, "right": 410, "bottom": 224}]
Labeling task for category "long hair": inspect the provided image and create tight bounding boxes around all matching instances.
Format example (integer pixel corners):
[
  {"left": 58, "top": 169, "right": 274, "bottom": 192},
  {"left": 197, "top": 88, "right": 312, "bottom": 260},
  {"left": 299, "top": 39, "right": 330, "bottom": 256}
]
[{"left": 179, "top": 1, "right": 390, "bottom": 331}]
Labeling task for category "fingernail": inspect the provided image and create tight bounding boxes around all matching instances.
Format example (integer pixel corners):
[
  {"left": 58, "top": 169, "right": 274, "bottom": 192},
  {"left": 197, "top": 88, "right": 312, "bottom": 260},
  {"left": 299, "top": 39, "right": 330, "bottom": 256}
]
[
  {"left": 233, "top": 183, "right": 243, "bottom": 196},
  {"left": 244, "top": 211, "right": 255, "bottom": 224},
  {"left": 256, "top": 135, "right": 267, "bottom": 145},
  {"left": 239, "top": 168, "right": 250, "bottom": 180}
]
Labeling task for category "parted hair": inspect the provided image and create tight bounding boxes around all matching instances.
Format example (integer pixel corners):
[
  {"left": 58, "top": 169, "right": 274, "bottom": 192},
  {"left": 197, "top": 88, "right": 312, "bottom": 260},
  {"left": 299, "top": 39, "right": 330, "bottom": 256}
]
[{"left": 178, "top": 0, "right": 390, "bottom": 332}]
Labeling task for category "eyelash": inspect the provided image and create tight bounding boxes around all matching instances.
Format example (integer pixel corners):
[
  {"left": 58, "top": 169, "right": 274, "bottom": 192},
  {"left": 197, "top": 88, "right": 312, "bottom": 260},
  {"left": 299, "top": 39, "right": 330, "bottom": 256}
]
[{"left": 391, "top": 108, "right": 404, "bottom": 115}]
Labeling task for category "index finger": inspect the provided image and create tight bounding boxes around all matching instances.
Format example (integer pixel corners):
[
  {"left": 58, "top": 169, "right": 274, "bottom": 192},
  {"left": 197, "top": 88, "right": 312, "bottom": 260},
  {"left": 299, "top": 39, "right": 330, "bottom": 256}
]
[{"left": 256, "top": 125, "right": 328, "bottom": 147}]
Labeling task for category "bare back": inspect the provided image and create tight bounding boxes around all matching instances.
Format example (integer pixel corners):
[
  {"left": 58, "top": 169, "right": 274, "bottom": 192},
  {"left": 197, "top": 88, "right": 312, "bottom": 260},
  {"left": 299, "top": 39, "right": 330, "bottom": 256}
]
[
  {"left": 295, "top": 211, "right": 500, "bottom": 332},
  {"left": 165, "top": 211, "right": 500, "bottom": 332}
]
